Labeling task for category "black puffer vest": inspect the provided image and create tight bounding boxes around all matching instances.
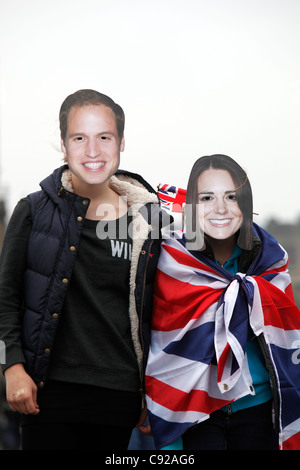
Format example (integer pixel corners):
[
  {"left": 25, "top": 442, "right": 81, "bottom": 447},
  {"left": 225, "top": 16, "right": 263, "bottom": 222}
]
[{"left": 22, "top": 165, "right": 167, "bottom": 388}]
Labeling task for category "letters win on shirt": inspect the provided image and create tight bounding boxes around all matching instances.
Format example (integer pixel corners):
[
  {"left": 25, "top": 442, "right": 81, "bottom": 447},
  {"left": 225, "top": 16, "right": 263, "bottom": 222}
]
[{"left": 110, "top": 240, "right": 132, "bottom": 260}]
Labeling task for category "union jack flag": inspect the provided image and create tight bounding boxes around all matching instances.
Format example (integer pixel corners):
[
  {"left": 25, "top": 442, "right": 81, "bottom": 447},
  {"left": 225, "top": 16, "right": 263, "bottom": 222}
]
[
  {"left": 157, "top": 184, "right": 186, "bottom": 213},
  {"left": 145, "top": 224, "right": 300, "bottom": 450}
]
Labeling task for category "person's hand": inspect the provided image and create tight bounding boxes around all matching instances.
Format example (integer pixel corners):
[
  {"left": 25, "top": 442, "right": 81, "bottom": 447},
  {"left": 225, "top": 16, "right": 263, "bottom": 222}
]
[
  {"left": 136, "top": 406, "right": 152, "bottom": 436},
  {"left": 4, "top": 363, "right": 40, "bottom": 415}
]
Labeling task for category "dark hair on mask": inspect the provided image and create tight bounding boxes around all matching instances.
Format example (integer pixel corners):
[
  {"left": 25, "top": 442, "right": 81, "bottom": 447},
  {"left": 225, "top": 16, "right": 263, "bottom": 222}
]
[
  {"left": 59, "top": 89, "right": 125, "bottom": 143},
  {"left": 186, "top": 154, "right": 253, "bottom": 250}
]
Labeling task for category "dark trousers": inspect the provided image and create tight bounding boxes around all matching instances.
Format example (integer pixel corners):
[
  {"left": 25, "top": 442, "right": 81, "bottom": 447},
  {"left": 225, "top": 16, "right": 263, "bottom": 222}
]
[
  {"left": 20, "top": 380, "right": 141, "bottom": 450},
  {"left": 182, "top": 401, "right": 278, "bottom": 450},
  {"left": 21, "top": 422, "right": 133, "bottom": 450}
]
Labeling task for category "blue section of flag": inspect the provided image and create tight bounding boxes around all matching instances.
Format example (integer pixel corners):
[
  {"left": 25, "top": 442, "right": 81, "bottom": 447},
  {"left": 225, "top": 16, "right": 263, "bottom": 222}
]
[{"left": 164, "top": 322, "right": 216, "bottom": 364}]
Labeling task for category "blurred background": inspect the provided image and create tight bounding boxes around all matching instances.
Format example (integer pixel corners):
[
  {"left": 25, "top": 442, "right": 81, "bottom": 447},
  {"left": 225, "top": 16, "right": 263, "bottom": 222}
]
[{"left": 0, "top": 0, "right": 299, "bottom": 449}]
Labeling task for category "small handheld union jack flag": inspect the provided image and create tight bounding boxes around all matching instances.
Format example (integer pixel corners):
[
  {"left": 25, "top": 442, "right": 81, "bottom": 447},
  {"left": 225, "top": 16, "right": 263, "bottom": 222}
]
[{"left": 157, "top": 184, "right": 187, "bottom": 213}]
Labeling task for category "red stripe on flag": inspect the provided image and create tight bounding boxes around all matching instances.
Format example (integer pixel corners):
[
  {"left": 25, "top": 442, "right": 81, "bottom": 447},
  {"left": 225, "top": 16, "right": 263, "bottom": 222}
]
[
  {"left": 281, "top": 431, "right": 300, "bottom": 450},
  {"left": 158, "top": 193, "right": 186, "bottom": 203},
  {"left": 163, "top": 244, "right": 220, "bottom": 276},
  {"left": 216, "top": 343, "right": 231, "bottom": 383},
  {"left": 153, "top": 270, "right": 223, "bottom": 331},
  {"left": 145, "top": 376, "right": 230, "bottom": 414},
  {"left": 256, "top": 278, "right": 300, "bottom": 330}
]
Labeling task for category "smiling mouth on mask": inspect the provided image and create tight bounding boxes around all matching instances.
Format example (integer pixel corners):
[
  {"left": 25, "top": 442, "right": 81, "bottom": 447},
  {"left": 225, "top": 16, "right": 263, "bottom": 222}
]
[
  {"left": 209, "top": 219, "right": 232, "bottom": 226},
  {"left": 83, "top": 162, "right": 106, "bottom": 169}
]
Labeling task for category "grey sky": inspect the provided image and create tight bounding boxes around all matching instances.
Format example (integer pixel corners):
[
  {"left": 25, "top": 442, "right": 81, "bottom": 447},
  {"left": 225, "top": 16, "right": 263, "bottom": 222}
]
[{"left": 0, "top": 0, "right": 299, "bottom": 224}]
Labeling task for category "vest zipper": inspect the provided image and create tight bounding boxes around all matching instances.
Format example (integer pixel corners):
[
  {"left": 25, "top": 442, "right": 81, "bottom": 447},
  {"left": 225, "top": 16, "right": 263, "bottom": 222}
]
[{"left": 139, "top": 239, "right": 154, "bottom": 400}]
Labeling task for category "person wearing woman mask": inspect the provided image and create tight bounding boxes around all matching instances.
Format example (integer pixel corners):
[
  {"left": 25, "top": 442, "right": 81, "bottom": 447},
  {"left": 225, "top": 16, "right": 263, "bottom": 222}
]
[{"left": 144, "top": 154, "right": 300, "bottom": 450}]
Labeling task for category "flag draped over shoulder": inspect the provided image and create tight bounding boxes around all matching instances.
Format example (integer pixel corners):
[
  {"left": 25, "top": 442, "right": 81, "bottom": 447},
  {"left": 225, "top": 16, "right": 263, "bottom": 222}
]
[{"left": 145, "top": 223, "right": 300, "bottom": 450}]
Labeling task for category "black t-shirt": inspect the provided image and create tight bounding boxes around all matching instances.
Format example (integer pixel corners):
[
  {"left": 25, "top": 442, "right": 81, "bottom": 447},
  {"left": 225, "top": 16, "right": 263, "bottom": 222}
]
[{"left": 48, "top": 214, "right": 140, "bottom": 392}]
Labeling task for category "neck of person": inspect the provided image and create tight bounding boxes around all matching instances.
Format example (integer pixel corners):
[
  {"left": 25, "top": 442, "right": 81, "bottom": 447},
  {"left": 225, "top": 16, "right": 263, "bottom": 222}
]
[
  {"left": 206, "top": 234, "right": 237, "bottom": 267},
  {"left": 71, "top": 175, "right": 129, "bottom": 221}
]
